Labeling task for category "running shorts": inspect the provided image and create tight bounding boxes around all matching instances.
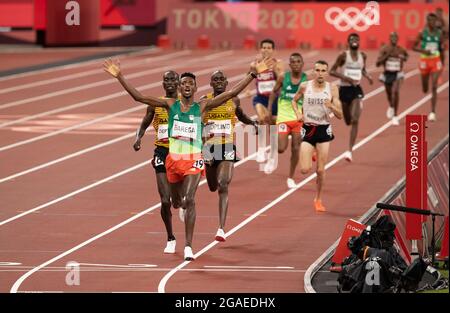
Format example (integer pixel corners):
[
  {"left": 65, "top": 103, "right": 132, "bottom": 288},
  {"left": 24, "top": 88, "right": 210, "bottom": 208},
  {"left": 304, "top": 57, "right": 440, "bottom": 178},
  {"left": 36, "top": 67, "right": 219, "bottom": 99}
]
[
  {"left": 301, "top": 124, "right": 334, "bottom": 146},
  {"left": 203, "top": 143, "right": 239, "bottom": 167},
  {"left": 277, "top": 120, "right": 303, "bottom": 135},
  {"left": 379, "top": 71, "right": 405, "bottom": 85},
  {"left": 152, "top": 146, "right": 169, "bottom": 174},
  {"left": 252, "top": 94, "right": 278, "bottom": 116},
  {"left": 165, "top": 154, "right": 205, "bottom": 183},
  {"left": 419, "top": 56, "right": 442, "bottom": 75},
  {"left": 339, "top": 85, "right": 364, "bottom": 105}
]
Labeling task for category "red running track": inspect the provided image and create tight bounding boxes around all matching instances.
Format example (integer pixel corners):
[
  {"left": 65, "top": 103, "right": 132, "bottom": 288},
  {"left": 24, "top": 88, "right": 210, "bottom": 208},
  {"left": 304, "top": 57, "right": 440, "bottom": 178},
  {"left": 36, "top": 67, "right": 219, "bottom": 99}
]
[{"left": 0, "top": 47, "right": 448, "bottom": 293}]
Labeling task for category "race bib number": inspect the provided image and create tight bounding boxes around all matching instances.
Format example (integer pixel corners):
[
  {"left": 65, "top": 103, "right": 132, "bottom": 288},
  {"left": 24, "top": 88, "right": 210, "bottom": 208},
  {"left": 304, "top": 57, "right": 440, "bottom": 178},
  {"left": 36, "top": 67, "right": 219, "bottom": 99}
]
[
  {"left": 208, "top": 119, "right": 232, "bottom": 136},
  {"left": 300, "top": 127, "right": 306, "bottom": 139},
  {"left": 385, "top": 58, "right": 401, "bottom": 72},
  {"left": 192, "top": 159, "right": 204, "bottom": 170},
  {"left": 172, "top": 120, "right": 198, "bottom": 140},
  {"left": 153, "top": 155, "right": 164, "bottom": 167},
  {"left": 344, "top": 68, "right": 362, "bottom": 81},
  {"left": 224, "top": 150, "right": 235, "bottom": 161},
  {"left": 425, "top": 42, "right": 438, "bottom": 54},
  {"left": 157, "top": 124, "right": 169, "bottom": 141},
  {"left": 257, "top": 80, "right": 276, "bottom": 94}
]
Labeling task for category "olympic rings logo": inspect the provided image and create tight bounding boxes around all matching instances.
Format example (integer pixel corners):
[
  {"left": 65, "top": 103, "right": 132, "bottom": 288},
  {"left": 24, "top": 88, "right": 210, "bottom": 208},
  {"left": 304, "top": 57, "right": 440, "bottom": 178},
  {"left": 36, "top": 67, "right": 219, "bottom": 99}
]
[{"left": 325, "top": 1, "right": 380, "bottom": 32}]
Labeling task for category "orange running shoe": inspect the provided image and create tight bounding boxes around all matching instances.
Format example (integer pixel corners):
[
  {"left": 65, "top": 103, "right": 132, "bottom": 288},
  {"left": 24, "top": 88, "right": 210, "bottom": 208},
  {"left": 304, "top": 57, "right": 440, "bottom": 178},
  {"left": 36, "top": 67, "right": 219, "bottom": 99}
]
[
  {"left": 314, "top": 199, "right": 326, "bottom": 212},
  {"left": 312, "top": 151, "right": 317, "bottom": 162}
]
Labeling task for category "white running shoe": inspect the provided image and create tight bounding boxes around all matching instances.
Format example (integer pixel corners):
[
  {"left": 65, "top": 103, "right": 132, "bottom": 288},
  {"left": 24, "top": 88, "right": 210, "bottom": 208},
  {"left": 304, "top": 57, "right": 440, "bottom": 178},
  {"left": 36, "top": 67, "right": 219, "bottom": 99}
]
[
  {"left": 164, "top": 240, "right": 176, "bottom": 254},
  {"left": 256, "top": 148, "right": 267, "bottom": 163},
  {"left": 392, "top": 116, "right": 399, "bottom": 126},
  {"left": 215, "top": 228, "right": 226, "bottom": 242},
  {"left": 184, "top": 246, "right": 195, "bottom": 261},
  {"left": 344, "top": 151, "right": 353, "bottom": 162},
  {"left": 179, "top": 208, "right": 186, "bottom": 223},
  {"left": 264, "top": 158, "right": 276, "bottom": 174},
  {"left": 386, "top": 107, "right": 394, "bottom": 119},
  {"left": 287, "top": 178, "right": 296, "bottom": 189},
  {"left": 428, "top": 112, "right": 436, "bottom": 122}
]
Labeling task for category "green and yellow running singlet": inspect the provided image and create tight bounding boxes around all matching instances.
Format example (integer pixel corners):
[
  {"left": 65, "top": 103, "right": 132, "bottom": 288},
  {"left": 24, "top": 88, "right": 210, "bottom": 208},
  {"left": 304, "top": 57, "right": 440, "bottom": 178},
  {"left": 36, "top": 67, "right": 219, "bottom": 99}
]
[
  {"left": 277, "top": 72, "right": 307, "bottom": 124},
  {"left": 421, "top": 28, "right": 441, "bottom": 58},
  {"left": 168, "top": 100, "right": 203, "bottom": 156}
]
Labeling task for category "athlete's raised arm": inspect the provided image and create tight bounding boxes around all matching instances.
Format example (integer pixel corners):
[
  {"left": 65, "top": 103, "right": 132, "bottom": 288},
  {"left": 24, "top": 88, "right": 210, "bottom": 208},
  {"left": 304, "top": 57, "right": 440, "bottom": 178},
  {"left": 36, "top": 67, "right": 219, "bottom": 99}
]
[
  {"left": 291, "top": 82, "right": 306, "bottom": 121},
  {"left": 361, "top": 52, "right": 373, "bottom": 85},
  {"left": 103, "top": 59, "right": 172, "bottom": 109},
  {"left": 268, "top": 74, "right": 284, "bottom": 119},
  {"left": 133, "top": 106, "right": 155, "bottom": 151}
]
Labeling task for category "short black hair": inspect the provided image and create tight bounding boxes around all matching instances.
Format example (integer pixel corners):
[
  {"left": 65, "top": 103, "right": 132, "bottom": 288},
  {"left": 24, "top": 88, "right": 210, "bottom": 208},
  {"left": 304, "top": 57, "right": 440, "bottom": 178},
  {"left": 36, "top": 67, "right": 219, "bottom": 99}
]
[
  {"left": 315, "top": 60, "right": 328, "bottom": 67},
  {"left": 290, "top": 52, "right": 303, "bottom": 60},
  {"left": 260, "top": 38, "right": 275, "bottom": 49},
  {"left": 348, "top": 33, "right": 360, "bottom": 40},
  {"left": 163, "top": 70, "right": 179, "bottom": 79},
  {"left": 180, "top": 72, "right": 196, "bottom": 81}
]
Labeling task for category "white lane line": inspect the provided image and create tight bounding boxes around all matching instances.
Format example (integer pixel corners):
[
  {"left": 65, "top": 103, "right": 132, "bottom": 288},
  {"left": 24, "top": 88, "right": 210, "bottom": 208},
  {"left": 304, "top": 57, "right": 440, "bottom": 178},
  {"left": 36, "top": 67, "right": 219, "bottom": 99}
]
[
  {"left": 203, "top": 265, "right": 294, "bottom": 269},
  {"left": 0, "top": 50, "right": 191, "bottom": 95},
  {"left": 3, "top": 266, "right": 325, "bottom": 273},
  {"left": 0, "top": 46, "right": 163, "bottom": 83},
  {"left": 156, "top": 81, "right": 449, "bottom": 293},
  {"left": 8, "top": 148, "right": 268, "bottom": 293},
  {"left": 0, "top": 60, "right": 251, "bottom": 152},
  {"left": 0, "top": 161, "right": 151, "bottom": 227},
  {"left": 0, "top": 262, "right": 22, "bottom": 266},
  {"left": 0, "top": 133, "right": 134, "bottom": 183},
  {"left": 0, "top": 51, "right": 234, "bottom": 111}
]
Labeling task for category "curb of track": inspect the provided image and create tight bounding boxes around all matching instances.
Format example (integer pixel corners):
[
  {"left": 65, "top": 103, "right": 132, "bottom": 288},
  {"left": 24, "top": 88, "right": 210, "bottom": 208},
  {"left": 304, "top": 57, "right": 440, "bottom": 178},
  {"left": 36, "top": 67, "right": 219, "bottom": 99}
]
[{"left": 304, "top": 134, "right": 450, "bottom": 293}]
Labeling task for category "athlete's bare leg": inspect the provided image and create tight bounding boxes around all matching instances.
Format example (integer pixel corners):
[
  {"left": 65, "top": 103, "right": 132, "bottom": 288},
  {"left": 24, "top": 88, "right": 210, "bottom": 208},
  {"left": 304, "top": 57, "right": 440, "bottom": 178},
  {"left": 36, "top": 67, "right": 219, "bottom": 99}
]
[
  {"left": 342, "top": 102, "right": 352, "bottom": 126},
  {"left": 216, "top": 161, "right": 234, "bottom": 229},
  {"left": 299, "top": 141, "right": 315, "bottom": 174},
  {"left": 278, "top": 132, "right": 289, "bottom": 154},
  {"left": 349, "top": 98, "right": 362, "bottom": 152},
  {"left": 391, "top": 79, "right": 402, "bottom": 116},
  {"left": 421, "top": 73, "right": 430, "bottom": 93},
  {"left": 430, "top": 71, "right": 440, "bottom": 113},
  {"left": 385, "top": 83, "right": 393, "bottom": 110},
  {"left": 205, "top": 164, "right": 218, "bottom": 192},
  {"left": 180, "top": 173, "right": 202, "bottom": 248},
  {"left": 170, "top": 181, "right": 183, "bottom": 208},
  {"left": 315, "top": 141, "right": 330, "bottom": 202},
  {"left": 288, "top": 132, "right": 301, "bottom": 179},
  {"left": 156, "top": 173, "right": 175, "bottom": 241}
]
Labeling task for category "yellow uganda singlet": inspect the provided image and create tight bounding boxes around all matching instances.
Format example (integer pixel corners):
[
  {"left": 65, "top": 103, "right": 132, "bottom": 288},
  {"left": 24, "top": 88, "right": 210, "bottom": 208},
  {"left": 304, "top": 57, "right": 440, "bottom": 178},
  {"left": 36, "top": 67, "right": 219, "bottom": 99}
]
[
  {"left": 152, "top": 97, "right": 170, "bottom": 148},
  {"left": 203, "top": 93, "right": 236, "bottom": 145}
]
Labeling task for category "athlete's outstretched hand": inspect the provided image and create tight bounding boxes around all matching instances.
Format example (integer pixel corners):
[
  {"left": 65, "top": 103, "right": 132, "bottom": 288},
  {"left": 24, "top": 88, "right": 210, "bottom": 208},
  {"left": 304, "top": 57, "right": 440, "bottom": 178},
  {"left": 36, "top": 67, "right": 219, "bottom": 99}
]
[
  {"left": 254, "top": 57, "right": 275, "bottom": 74},
  {"left": 294, "top": 107, "right": 303, "bottom": 122},
  {"left": 103, "top": 59, "right": 121, "bottom": 78}
]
